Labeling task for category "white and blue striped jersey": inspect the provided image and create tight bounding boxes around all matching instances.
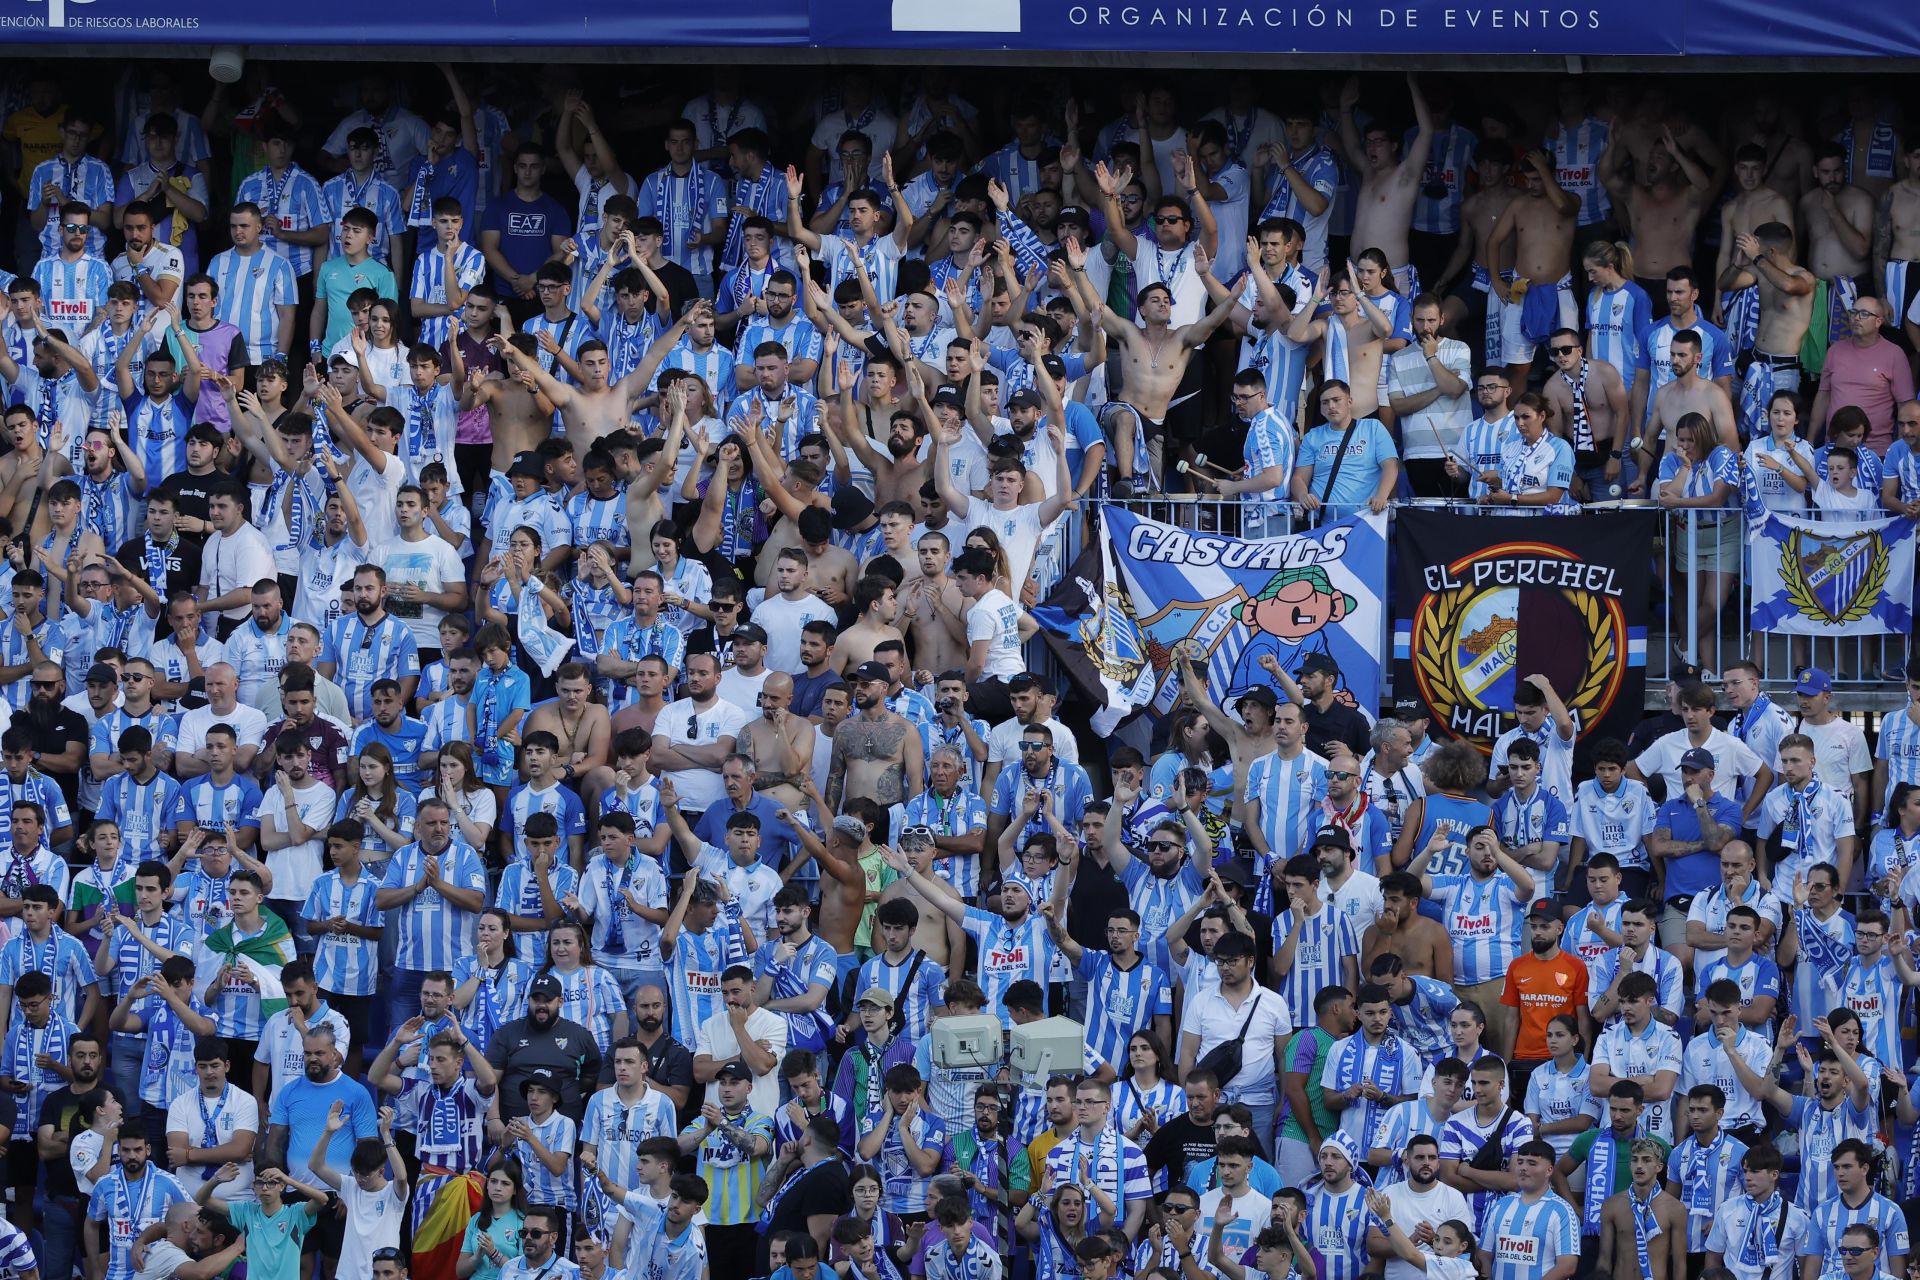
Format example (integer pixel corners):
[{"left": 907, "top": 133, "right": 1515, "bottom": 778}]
[
  {"left": 734, "top": 314, "right": 825, "bottom": 374},
  {"left": 1460, "top": 413, "right": 1518, "bottom": 500},
  {"left": 1635, "top": 315, "right": 1737, "bottom": 425},
  {"left": 1407, "top": 125, "right": 1478, "bottom": 235},
  {"left": 302, "top": 869, "right": 383, "bottom": 996},
  {"left": 1272, "top": 902, "right": 1361, "bottom": 1022},
  {"left": 665, "top": 912, "right": 746, "bottom": 1043},
  {"left": 390, "top": 382, "right": 459, "bottom": 488},
  {"left": 1569, "top": 777, "right": 1657, "bottom": 872},
  {"left": 320, "top": 171, "right": 405, "bottom": 263},
  {"left": 1389, "top": 974, "right": 1460, "bottom": 1065},
  {"left": 1787, "top": 1094, "right": 1874, "bottom": 1210},
  {"left": 1522, "top": 1057, "right": 1601, "bottom": 1157},
  {"left": 380, "top": 840, "right": 489, "bottom": 971},
  {"left": 597, "top": 309, "right": 662, "bottom": 387},
  {"left": 513, "top": 1110, "right": 579, "bottom": 1210},
  {"left": 408, "top": 242, "right": 486, "bottom": 352},
  {"left": 1303, "top": 1180, "right": 1373, "bottom": 1280},
  {"left": 637, "top": 165, "right": 729, "bottom": 277},
  {"left": 1810, "top": 1192, "right": 1907, "bottom": 1279},
  {"left": 962, "top": 905, "right": 1053, "bottom": 1028},
  {"left": 125, "top": 391, "right": 194, "bottom": 483},
  {"left": 1482, "top": 1191, "right": 1580, "bottom": 1280},
  {"left": 567, "top": 490, "right": 627, "bottom": 552},
  {"left": 651, "top": 341, "right": 736, "bottom": 413},
  {"left": 1585, "top": 281, "right": 1653, "bottom": 386},
  {"left": 493, "top": 859, "right": 580, "bottom": 967},
  {"left": 321, "top": 612, "right": 422, "bottom": 722},
  {"left": 1246, "top": 750, "right": 1329, "bottom": 909},
  {"left": 77, "top": 472, "right": 142, "bottom": 555},
  {"left": 78, "top": 321, "right": 149, "bottom": 421},
  {"left": 901, "top": 788, "right": 990, "bottom": 898},
  {"left": 1430, "top": 873, "right": 1528, "bottom": 985},
  {"left": 1075, "top": 950, "right": 1174, "bottom": 1072},
  {"left": 817, "top": 233, "right": 904, "bottom": 300},
  {"left": 521, "top": 309, "right": 589, "bottom": 383},
  {"left": 720, "top": 170, "right": 789, "bottom": 273},
  {"left": 167, "top": 774, "right": 264, "bottom": 837},
  {"left": 1877, "top": 705, "right": 1920, "bottom": 811},
  {"left": 207, "top": 247, "right": 296, "bottom": 363},
  {"left": 1260, "top": 146, "right": 1339, "bottom": 271},
  {"left": 501, "top": 781, "right": 588, "bottom": 866},
  {"left": 32, "top": 253, "right": 112, "bottom": 333},
  {"left": 236, "top": 165, "right": 329, "bottom": 277},
  {"left": 1547, "top": 118, "right": 1613, "bottom": 226},
  {"left": 854, "top": 949, "right": 947, "bottom": 1043},
  {"left": 1240, "top": 407, "right": 1296, "bottom": 500},
  {"left": 28, "top": 154, "right": 115, "bottom": 258}
]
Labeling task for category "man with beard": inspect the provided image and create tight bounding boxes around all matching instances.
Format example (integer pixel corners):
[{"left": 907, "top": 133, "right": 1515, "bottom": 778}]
[
  {"left": 36, "top": 1030, "right": 127, "bottom": 1280},
  {"left": 130, "top": 1202, "right": 245, "bottom": 1280},
  {"left": 725, "top": 341, "right": 819, "bottom": 461},
  {"left": 1501, "top": 906, "right": 1589, "bottom": 1101},
  {"left": 630, "top": 983, "right": 696, "bottom": 1118},
  {"left": 1367, "top": 1134, "right": 1472, "bottom": 1280},
  {"left": 319, "top": 565, "right": 421, "bottom": 725},
  {"left": 825, "top": 662, "right": 923, "bottom": 813},
  {"left": 484, "top": 973, "right": 601, "bottom": 1127},
  {"left": 19, "top": 661, "right": 86, "bottom": 814},
  {"left": 260, "top": 1024, "right": 375, "bottom": 1280},
  {"left": 223, "top": 582, "right": 291, "bottom": 717},
  {"left": 419, "top": 646, "right": 477, "bottom": 774},
  {"left": 82, "top": 1123, "right": 187, "bottom": 1280},
  {"left": 835, "top": 391, "right": 935, "bottom": 509}
]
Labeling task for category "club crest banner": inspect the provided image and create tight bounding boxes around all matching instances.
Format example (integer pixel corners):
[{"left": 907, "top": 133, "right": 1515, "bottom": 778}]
[
  {"left": 1748, "top": 512, "right": 1916, "bottom": 636},
  {"left": 1035, "top": 508, "right": 1388, "bottom": 733},
  {"left": 1392, "top": 510, "right": 1650, "bottom": 755}
]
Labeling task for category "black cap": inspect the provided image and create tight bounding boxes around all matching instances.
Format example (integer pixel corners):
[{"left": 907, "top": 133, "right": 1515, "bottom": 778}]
[
  {"left": 1296, "top": 653, "right": 1340, "bottom": 678},
  {"left": 1526, "top": 899, "right": 1561, "bottom": 923},
  {"left": 1390, "top": 694, "right": 1426, "bottom": 719},
  {"left": 1039, "top": 354, "right": 1068, "bottom": 380},
  {"left": 519, "top": 1067, "right": 563, "bottom": 1098},
  {"left": 1007, "top": 388, "right": 1044, "bottom": 410},
  {"left": 731, "top": 622, "right": 768, "bottom": 644},
  {"left": 831, "top": 486, "right": 875, "bottom": 532},
  {"left": 1056, "top": 205, "right": 1092, "bottom": 228},
  {"left": 1235, "top": 686, "right": 1279, "bottom": 710},
  {"left": 1214, "top": 858, "right": 1256, "bottom": 888},
  {"left": 507, "top": 452, "right": 546, "bottom": 481},
  {"left": 528, "top": 973, "right": 563, "bottom": 1000},
  {"left": 851, "top": 660, "right": 892, "bottom": 684},
  {"left": 931, "top": 386, "right": 964, "bottom": 410},
  {"left": 1310, "top": 826, "right": 1353, "bottom": 853},
  {"left": 85, "top": 663, "right": 118, "bottom": 686},
  {"left": 1670, "top": 660, "right": 1703, "bottom": 684},
  {"left": 714, "top": 1060, "right": 753, "bottom": 1081}
]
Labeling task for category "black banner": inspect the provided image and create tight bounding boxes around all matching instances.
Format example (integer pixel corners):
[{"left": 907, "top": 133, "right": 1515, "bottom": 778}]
[{"left": 1392, "top": 510, "right": 1653, "bottom": 760}]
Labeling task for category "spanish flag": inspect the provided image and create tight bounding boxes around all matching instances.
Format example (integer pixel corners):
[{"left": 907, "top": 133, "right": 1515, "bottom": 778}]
[{"left": 412, "top": 1171, "right": 485, "bottom": 1280}]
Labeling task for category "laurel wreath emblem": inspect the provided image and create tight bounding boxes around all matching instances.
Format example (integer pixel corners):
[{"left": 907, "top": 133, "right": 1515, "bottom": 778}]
[{"left": 1780, "top": 529, "right": 1889, "bottom": 625}]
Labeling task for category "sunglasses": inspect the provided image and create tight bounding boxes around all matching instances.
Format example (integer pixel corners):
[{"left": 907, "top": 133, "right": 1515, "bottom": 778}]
[
  {"left": 1325, "top": 770, "right": 1354, "bottom": 781},
  {"left": 60, "top": 222, "right": 86, "bottom": 233},
  {"left": 1838, "top": 1248, "right": 1874, "bottom": 1257},
  {"left": 1548, "top": 345, "right": 1578, "bottom": 356},
  {"left": 1018, "top": 742, "right": 1049, "bottom": 752},
  {"left": 522, "top": 1229, "right": 553, "bottom": 1239},
  {"left": 372, "top": 1250, "right": 404, "bottom": 1263},
  {"left": 1146, "top": 841, "right": 1184, "bottom": 853},
  {"left": 30, "top": 681, "right": 58, "bottom": 690},
  {"left": 902, "top": 825, "right": 936, "bottom": 840},
  {"left": 1154, "top": 215, "right": 1188, "bottom": 225},
  {"left": 120, "top": 673, "right": 147, "bottom": 683}
]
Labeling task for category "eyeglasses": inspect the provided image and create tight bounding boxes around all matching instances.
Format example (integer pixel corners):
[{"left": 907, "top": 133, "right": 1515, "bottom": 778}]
[
  {"left": 1475, "top": 383, "right": 1507, "bottom": 392},
  {"left": 1548, "top": 345, "right": 1578, "bottom": 356}
]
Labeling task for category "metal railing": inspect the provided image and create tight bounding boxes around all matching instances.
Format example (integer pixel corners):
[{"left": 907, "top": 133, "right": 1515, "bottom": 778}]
[{"left": 1024, "top": 498, "right": 1911, "bottom": 706}]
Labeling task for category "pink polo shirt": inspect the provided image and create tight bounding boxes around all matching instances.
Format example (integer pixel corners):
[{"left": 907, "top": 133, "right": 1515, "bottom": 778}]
[{"left": 1820, "top": 335, "right": 1914, "bottom": 452}]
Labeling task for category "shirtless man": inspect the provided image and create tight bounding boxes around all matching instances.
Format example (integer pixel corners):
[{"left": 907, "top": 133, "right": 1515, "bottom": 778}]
[
  {"left": 833, "top": 576, "right": 904, "bottom": 676},
  {"left": 471, "top": 334, "right": 557, "bottom": 479},
  {"left": 879, "top": 832, "right": 960, "bottom": 971},
  {"left": 0, "top": 405, "right": 48, "bottom": 532},
  {"left": 1738, "top": 96, "right": 1813, "bottom": 204},
  {"left": 500, "top": 302, "right": 699, "bottom": 458},
  {"left": 1714, "top": 145, "right": 1798, "bottom": 342},
  {"left": 825, "top": 661, "right": 925, "bottom": 811},
  {"left": 1286, "top": 270, "right": 1391, "bottom": 419},
  {"left": 1801, "top": 143, "right": 1874, "bottom": 338},
  {"left": 1651, "top": 329, "right": 1738, "bottom": 455},
  {"left": 1486, "top": 149, "right": 1579, "bottom": 390},
  {"left": 1338, "top": 72, "right": 1434, "bottom": 294},
  {"left": 1874, "top": 141, "right": 1920, "bottom": 330},
  {"left": 736, "top": 672, "right": 814, "bottom": 813},
  {"left": 833, "top": 390, "right": 931, "bottom": 508},
  {"left": 1727, "top": 222, "right": 1815, "bottom": 442},
  {"left": 1838, "top": 87, "right": 1902, "bottom": 202},
  {"left": 898, "top": 532, "right": 967, "bottom": 677},
  {"left": 1359, "top": 872, "right": 1451, "bottom": 981},
  {"left": 1436, "top": 148, "right": 1516, "bottom": 365},
  {"left": 1606, "top": 126, "right": 1714, "bottom": 293},
  {"left": 787, "top": 789, "right": 877, "bottom": 960},
  {"left": 1067, "top": 218, "right": 1235, "bottom": 472},
  {"left": 1542, "top": 328, "right": 1630, "bottom": 500},
  {"left": 525, "top": 662, "right": 613, "bottom": 790},
  {"left": 1596, "top": 1140, "right": 1687, "bottom": 1280},
  {"left": 795, "top": 507, "right": 858, "bottom": 609}
]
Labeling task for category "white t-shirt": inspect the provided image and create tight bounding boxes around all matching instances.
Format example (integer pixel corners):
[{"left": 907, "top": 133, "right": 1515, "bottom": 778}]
[
  {"left": 375, "top": 534, "right": 467, "bottom": 650},
  {"left": 201, "top": 524, "right": 279, "bottom": 623},
  {"left": 966, "top": 588, "right": 1025, "bottom": 681},
  {"left": 1792, "top": 716, "right": 1872, "bottom": 799},
  {"left": 1176, "top": 985, "right": 1293, "bottom": 1105},
  {"left": 751, "top": 592, "right": 837, "bottom": 676},
  {"left": 347, "top": 449, "right": 406, "bottom": 549},
  {"left": 338, "top": 1178, "right": 407, "bottom": 1280},
  {"left": 1635, "top": 728, "right": 1765, "bottom": 803},
  {"left": 657, "top": 697, "right": 749, "bottom": 812},
  {"left": 960, "top": 497, "right": 1050, "bottom": 588},
  {"left": 694, "top": 1004, "right": 789, "bottom": 1117},
  {"left": 70, "top": 1127, "right": 107, "bottom": 1194},
  {"left": 1197, "top": 1185, "right": 1272, "bottom": 1267},
  {"left": 164, "top": 1085, "right": 260, "bottom": 1198},
  {"left": 255, "top": 780, "right": 338, "bottom": 903},
  {"left": 135, "top": 1239, "right": 194, "bottom": 1280},
  {"left": 986, "top": 715, "right": 1080, "bottom": 770},
  {"left": 174, "top": 704, "right": 271, "bottom": 756},
  {"left": 717, "top": 667, "right": 770, "bottom": 714},
  {"left": 1379, "top": 1181, "right": 1474, "bottom": 1280}
]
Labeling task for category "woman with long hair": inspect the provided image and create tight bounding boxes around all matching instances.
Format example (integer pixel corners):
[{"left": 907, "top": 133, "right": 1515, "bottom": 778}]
[
  {"left": 964, "top": 527, "right": 1016, "bottom": 597},
  {"left": 1387, "top": 741, "right": 1491, "bottom": 879},
  {"left": 1114, "top": 1031, "right": 1184, "bottom": 1147},
  {"left": 1580, "top": 240, "right": 1650, "bottom": 388},
  {"left": 539, "top": 918, "right": 626, "bottom": 1055},
  {"left": 423, "top": 741, "right": 498, "bottom": 853},
  {"left": 451, "top": 908, "right": 532, "bottom": 1052},
  {"left": 1016, "top": 1175, "right": 1096, "bottom": 1280},
  {"left": 354, "top": 298, "right": 411, "bottom": 390},
  {"left": 1480, "top": 392, "right": 1576, "bottom": 512},
  {"left": 1150, "top": 707, "right": 1232, "bottom": 817},
  {"left": 1655, "top": 409, "right": 1741, "bottom": 673},
  {"left": 333, "top": 741, "right": 416, "bottom": 878},
  {"left": 455, "top": 1160, "right": 528, "bottom": 1280},
  {"left": 1522, "top": 1013, "right": 1597, "bottom": 1157},
  {"left": 479, "top": 523, "right": 573, "bottom": 701},
  {"left": 651, "top": 518, "right": 714, "bottom": 633}
]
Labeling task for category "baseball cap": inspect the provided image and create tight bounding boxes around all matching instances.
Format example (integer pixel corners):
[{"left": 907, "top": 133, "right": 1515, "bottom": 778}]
[
  {"left": 1296, "top": 653, "right": 1340, "bottom": 678},
  {"left": 85, "top": 663, "right": 118, "bottom": 686},
  {"left": 831, "top": 486, "right": 875, "bottom": 531},
  {"left": 1678, "top": 747, "right": 1716, "bottom": 772},
  {"left": 855, "top": 987, "right": 896, "bottom": 1010},
  {"left": 1038, "top": 354, "right": 1068, "bottom": 381},
  {"left": 931, "top": 386, "right": 964, "bottom": 411},
  {"left": 1055, "top": 205, "right": 1092, "bottom": 228},
  {"left": 1310, "top": 826, "right": 1353, "bottom": 853},
  {"left": 519, "top": 1067, "right": 563, "bottom": 1098},
  {"left": 851, "top": 660, "right": 891, "bottom": 684},
  {"left": 528, "top": 974, "right": 563, "bottom": 1000},
  {"left": 1006, "top": 388, "right": 1044, "bottom": 410},
  {"left": 1213, "top": 859, "right": 1256, "bottom": 888},
  {"left": 714, "top": 1060, "right": 753, "bottom": 1081},
  {"left": 1670, "top": 660, "right": 1703, "bottom": 684},
  {"left": 507, "top": 452, "right": 546, "bottom": 481},
  {"left": 731, "top": 622, "right": 768, "bottom": 645},
  {"left": 1236, "top": 686, "right": 1279, "bottom": 711},
  {"left": 1526, "top": 899, "right": 1560, "bottom": 922},
  {"left": 1390, "top": 694, "right": 1426, "bottom": 719},
  {"left": 1794, "top": 667, "right": 1833, "bottom": 695}
]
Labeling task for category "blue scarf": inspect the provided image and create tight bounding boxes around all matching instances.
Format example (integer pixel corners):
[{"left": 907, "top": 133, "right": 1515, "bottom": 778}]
[
  {"left": 1583, "top": 1130, "right": 1625, "bottom": 1234},
  {"left": 1739, "top": 1193, "right": 1786, "bottom": 1271},
  {"left": 1796, "top": 906, "right": 1852, "bottom": 990},
  {"left": 1331, "top": 1032, "right": 1407, "bottom": 1097},
  {"left": 1630, "top": 1188, "right": 1663, "bottom": 1278}
]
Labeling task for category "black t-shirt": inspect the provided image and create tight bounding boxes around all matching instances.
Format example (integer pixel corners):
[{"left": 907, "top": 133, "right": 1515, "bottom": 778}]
[
  {"left": 117, "top": 534, "right": 204, "bottom": 622},
  {"left": 39, "top": 1081, "right": 131, "bottom": 1198},
  {"left": 1303, "top": 700, "right": 1371, "bottom": 759},
  {"left": 1144, "top": 1112, "right": 1216, "bottom": 1187},
  {"left": 153, "top": 471, "right": 223, "bottom": 547},
  {"left": 1065, "top": 854, "right": 1128, "bottom": 954},
  {"left": 649, "top": 261, "right": 699, "bottom": 320},
  {"left": 766, "top": 1158, "right": 853, "bottom": 1243},
  {"left": 641, "top": 1032, "right": 697, "bottom": 1128}
]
